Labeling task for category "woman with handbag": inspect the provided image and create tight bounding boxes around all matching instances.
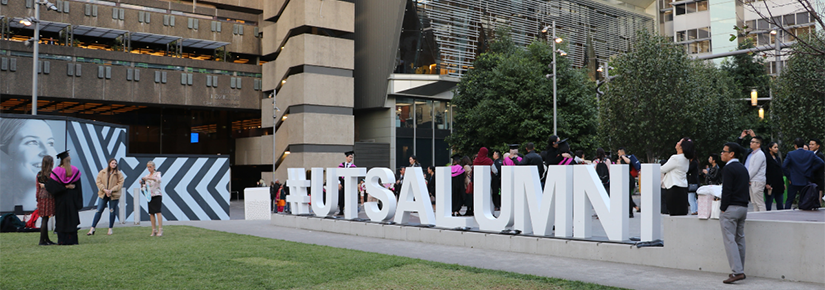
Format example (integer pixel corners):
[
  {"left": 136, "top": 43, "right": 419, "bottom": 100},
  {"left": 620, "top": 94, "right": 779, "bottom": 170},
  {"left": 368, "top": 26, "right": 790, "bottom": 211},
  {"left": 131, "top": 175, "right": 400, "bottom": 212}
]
[
  {"left": 88, "top": 158, "right": 125, "bottom": 236},
  {"left": 687, "top": 157, "right": 700, "bottom": 215},
  {"left": 36, "top": 156, "right": 56, "bottom": 245},
  {"left": 141, "top": 161, "right": 163, "bottom": 237},
  {"left": 661, "top": 138, "right": 694, "bottom": 216}
]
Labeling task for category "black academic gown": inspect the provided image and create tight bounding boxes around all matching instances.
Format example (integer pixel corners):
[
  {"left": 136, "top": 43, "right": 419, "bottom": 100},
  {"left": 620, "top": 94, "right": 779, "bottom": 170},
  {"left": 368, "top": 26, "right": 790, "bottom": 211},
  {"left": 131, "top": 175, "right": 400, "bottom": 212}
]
[
  {"left": 451, "top": 172, "right": 465, "bottom": 213},
  {"left": 46, "top": 172, "right": 82, "bottom": 245}
]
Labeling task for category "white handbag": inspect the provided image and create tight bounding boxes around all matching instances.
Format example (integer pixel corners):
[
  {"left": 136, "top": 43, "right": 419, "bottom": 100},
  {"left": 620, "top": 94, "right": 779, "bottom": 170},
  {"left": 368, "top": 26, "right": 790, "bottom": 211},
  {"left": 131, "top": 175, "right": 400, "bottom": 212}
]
[{"left": 710, "top": 199, "right": 721, "bottom": 219}]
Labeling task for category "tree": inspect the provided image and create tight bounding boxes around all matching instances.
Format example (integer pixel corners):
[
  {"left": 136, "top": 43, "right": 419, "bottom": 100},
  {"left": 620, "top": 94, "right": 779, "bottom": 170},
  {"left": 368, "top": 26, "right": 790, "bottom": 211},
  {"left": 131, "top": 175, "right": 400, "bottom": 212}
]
[
  {"left": 771, "top": 33, "right": 825, "bottom": 151},
  {"left": 447, "top": 29, "right": 598, "bottom": 156},
  {"left": 600, "top": 30, "right": 745, "bottom": 162},
  {"left": 721, "top": 38, "right": 773, "bottom": 138}
]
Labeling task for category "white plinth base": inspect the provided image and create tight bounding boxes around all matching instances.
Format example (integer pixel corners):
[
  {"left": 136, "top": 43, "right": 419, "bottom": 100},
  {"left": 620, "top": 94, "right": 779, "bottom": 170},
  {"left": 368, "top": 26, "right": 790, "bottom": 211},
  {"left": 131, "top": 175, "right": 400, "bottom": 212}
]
[{"left": 244, "top": 188, "right": 271, "bottom": 220}]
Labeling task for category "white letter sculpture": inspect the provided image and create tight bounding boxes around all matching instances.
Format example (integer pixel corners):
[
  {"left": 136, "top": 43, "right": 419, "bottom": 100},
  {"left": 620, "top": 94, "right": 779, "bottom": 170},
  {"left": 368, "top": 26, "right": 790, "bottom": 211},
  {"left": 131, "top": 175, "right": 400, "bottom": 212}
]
[
  {"left": 310, "top": 168, "right": 338, "bottom": 217},
  {"left": 364, "top": 168, "right": 397, "bottom": 222},
  {"left": 475, "top": 165, "right": 513, "bottom": 231},
  {"left": 394, "top": 167, "right": 436, "bottom": 225},
  {"left": 513, "top": 165, "right": 574, "bottom": 237},
  {"left": 435, "top": 167, "right": 477, "bottom": 229},
  {"left": 286, "top": 168, "right": 311, "bottom": 215},
  {"left": 338, "top": 167, "right": 367, "bottom": 220},
  {"left": 573, "top": 164, "right": 629, "bottom": 241},
  {"left": 641, "top": 163, "right": 662, "bottom": 241}
]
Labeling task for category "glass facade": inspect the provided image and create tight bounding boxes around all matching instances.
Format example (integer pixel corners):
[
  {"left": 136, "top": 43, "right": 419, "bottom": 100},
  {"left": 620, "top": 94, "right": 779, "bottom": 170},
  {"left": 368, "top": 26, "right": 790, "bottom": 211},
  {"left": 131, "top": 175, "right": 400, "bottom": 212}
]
[
  {"left": 399, "top": 0, "right": 654, "bottom": 77},
  {"left": 395, "top": 97, "right": 454, "bottom": 169}
]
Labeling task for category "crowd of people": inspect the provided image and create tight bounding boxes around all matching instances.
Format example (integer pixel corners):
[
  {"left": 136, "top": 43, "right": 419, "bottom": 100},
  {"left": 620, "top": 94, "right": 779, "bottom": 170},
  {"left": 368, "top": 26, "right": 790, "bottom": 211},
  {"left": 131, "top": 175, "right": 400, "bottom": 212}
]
[
  {"left": 258, "top": 131, "right": 825, "bottom": 285},
  {"left": 32, "top": 151, "right": 164, "bottom": 245}
]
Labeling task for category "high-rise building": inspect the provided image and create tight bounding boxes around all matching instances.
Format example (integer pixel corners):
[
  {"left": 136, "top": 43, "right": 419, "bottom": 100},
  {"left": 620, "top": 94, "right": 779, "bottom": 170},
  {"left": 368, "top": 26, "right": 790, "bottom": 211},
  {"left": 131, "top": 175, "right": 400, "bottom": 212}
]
[{"left": 658, "top": 0, "right": 820, "bottom": 71}]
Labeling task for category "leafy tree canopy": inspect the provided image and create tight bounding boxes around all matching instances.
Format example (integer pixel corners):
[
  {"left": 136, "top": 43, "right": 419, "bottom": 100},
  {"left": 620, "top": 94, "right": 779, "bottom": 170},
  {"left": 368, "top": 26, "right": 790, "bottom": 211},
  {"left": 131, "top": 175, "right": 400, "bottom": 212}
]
[
  {"left": 447, "top": 28, "right": 598, "bottom": 156},
  {"left": 600, "top": 30, "right": 745, "bottom": 162},
  {"left": 772, "top": 31, "right": 825, "bottom": 151}
]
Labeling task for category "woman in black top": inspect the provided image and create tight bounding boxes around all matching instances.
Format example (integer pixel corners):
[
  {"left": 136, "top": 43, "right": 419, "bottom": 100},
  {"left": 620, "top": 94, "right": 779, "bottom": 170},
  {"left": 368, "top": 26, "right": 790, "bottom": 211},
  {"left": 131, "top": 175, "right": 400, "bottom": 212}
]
[
  {"left": 764, "top": 142, "right": 785, "bottom": 210},
  {"left": 426, "top": 166, "right": 436, "bottom": 206}
]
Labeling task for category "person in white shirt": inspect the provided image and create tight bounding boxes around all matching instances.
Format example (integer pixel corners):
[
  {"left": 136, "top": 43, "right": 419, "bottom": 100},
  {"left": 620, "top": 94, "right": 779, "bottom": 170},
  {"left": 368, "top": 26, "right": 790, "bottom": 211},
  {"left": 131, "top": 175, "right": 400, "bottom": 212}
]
[
  {"left": 743, "top": 136, "right": 767, "bottom": 211},
  {"left": 661, "top": 137, "right": 695, "bottom": 216}
]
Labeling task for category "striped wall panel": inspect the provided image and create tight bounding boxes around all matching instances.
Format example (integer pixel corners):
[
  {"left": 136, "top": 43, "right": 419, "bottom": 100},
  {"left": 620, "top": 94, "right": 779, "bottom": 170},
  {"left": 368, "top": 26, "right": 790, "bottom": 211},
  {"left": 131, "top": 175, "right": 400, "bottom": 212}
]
[
  {"left": 66, "top": 121, "right": 128, "bottom": 208},
  {"left": 120, "top": 156, "right": 231, "bottom": 221}
]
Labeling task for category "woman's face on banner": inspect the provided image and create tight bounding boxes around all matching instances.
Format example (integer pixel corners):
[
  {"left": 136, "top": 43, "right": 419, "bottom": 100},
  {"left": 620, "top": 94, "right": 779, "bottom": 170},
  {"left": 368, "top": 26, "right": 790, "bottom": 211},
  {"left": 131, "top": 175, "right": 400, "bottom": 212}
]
[{"left": 9, "top": 120, "right": 56, "bottom": 179}]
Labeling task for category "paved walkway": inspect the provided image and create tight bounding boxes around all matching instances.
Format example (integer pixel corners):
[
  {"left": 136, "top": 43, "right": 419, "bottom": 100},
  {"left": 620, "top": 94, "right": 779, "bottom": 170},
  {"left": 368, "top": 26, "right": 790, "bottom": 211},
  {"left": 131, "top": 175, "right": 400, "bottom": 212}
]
[{"left": 166, "top": 216, "right": 820, "bottom": 290}]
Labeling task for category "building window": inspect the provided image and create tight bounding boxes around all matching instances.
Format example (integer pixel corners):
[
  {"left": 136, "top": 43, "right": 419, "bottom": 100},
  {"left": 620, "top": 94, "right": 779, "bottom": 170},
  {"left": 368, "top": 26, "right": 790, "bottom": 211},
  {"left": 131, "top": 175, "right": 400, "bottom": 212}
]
[
  {"left": 697, "top": 1, "right": 708, "bottom": 11},
  {"left": 685, "top": 2, "right": 697, "bottom": 13},
  {"left": 395, "top": 97, "right": 454, "bottom": 169},
  {"left": 675, "top": 4, "right": 685, "bottom": 15}
]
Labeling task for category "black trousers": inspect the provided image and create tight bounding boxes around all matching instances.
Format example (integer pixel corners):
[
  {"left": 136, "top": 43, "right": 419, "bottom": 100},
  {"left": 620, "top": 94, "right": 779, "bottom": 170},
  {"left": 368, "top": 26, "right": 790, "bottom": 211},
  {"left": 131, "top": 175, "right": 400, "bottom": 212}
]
[
  {"left": 665, "top": 186, "right": 689, "bottom": 216},
  {"left": 492, "top": 177, "right": 501, "bottom": 209}
]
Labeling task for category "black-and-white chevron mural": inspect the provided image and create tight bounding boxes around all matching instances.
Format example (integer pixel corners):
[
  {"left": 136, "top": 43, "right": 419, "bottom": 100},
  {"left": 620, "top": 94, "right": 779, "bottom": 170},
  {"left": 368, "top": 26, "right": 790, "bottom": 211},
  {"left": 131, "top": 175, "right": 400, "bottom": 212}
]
[
  {"left": 120, "top": 156, "right": 230, "bottom": 221},
  {"left": 1, "top": 115, "right": 230, "bottom": 220}
]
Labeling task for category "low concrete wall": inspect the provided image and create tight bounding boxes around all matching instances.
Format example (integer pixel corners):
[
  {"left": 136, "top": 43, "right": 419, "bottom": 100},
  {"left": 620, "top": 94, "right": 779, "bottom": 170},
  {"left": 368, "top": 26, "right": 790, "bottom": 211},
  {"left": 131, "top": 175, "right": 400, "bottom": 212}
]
[{"left": 271, "top": 214, "right": 824, "bottom": 284}]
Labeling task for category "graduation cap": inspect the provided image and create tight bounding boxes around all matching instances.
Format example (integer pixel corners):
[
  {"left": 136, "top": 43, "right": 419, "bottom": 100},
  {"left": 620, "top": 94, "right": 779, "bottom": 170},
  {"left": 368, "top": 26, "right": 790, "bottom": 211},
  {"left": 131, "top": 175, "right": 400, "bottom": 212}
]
[
  {"left": 508, "top": 144, "right": 520, "bottom": 150},
  {"left": 557, "top": 138, "right": 569, "bottom": 144},
  {"left": 344, "top": 151, "right": 355, "bottom": 157},
  {"left": 451, "top": 154, "right": 463, "bottom": 160},
  {"left": 56, "top": 150, "right": 70, "bottom": 160}
]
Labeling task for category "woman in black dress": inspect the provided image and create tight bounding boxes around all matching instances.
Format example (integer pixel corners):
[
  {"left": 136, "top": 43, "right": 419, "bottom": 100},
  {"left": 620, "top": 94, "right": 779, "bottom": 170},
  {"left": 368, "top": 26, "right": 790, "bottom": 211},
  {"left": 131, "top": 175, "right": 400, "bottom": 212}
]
[{"left": 764, "top": 142, "right": 785, "bottom": 210}]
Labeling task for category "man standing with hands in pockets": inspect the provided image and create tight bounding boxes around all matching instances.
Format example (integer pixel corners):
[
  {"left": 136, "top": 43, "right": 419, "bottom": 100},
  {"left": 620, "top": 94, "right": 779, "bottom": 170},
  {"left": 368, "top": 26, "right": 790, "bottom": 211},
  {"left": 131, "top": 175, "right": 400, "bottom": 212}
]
[{"left": 719, "top": 142, "right": 750, "bottom": 284}]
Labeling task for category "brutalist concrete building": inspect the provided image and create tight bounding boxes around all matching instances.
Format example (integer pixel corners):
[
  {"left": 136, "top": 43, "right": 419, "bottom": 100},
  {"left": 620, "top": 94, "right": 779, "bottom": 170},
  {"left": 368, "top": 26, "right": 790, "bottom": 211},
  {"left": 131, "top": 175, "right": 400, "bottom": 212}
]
[{"left": 1, "top": 0, "right": 654, "bottom": 188}]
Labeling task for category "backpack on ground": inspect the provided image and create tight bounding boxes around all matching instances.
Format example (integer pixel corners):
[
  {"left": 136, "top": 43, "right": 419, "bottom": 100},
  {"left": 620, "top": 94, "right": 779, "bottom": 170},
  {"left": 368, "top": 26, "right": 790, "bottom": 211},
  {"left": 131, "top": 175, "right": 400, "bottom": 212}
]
[
  {"left": 798, "top": 182, "right": 820, "bottom": 210},
  {"left": 0, "top": 213, "right": 25, "bottom": 232}
]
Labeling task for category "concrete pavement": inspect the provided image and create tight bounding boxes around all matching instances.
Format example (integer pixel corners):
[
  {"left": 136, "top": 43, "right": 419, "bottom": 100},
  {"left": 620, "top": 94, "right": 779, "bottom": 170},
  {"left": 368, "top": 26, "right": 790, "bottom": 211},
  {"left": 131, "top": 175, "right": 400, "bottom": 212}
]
[
  {"left": 172, "top": 219, "right": 820, "bottom": 290},
  {"left": 93, "top": 200, "right": 821, "bottom": 289}
]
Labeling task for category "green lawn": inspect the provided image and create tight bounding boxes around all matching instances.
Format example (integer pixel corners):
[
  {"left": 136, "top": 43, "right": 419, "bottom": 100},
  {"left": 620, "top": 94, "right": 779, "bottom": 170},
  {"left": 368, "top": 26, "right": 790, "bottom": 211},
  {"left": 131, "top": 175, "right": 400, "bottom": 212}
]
[{"left": 1, "top": 226, "right": 621, "bottom": 289}]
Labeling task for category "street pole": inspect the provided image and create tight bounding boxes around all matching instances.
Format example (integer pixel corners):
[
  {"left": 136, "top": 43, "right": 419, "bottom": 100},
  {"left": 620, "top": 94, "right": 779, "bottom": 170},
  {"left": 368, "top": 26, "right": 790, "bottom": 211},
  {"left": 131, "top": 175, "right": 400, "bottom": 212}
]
[
  {"left": 31, "top": 3, "right": 41, "bottom": 115},
  {"left": 552, "top": 20, "right": 557, "bottom": 136},
  {"left": 774, "top": 29, "right": 781, "bottom": 76},
  {"left": 272, "top": 90, "right": 278, "bottom": 182}
]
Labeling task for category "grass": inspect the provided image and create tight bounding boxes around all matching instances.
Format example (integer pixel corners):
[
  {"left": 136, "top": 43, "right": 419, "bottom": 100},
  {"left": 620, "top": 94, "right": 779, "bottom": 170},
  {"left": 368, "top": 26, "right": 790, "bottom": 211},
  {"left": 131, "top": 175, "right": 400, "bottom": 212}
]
[{"left": 1, "top": 226, "right": 622, "bottom": 290}]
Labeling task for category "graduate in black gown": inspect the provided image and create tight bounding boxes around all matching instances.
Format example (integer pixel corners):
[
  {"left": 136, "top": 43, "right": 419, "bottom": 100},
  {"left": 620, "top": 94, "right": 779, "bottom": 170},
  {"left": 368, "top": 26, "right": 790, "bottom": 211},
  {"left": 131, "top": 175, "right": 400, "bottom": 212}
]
[
  {"left": 45, "top": 150, "right": 82, "bottom": 245},
  {"left": 450, "top": 154, "right": 465, "bottom": 216},
  {"left": 336, "top": 151, "right": 356, "bottom": 216}
]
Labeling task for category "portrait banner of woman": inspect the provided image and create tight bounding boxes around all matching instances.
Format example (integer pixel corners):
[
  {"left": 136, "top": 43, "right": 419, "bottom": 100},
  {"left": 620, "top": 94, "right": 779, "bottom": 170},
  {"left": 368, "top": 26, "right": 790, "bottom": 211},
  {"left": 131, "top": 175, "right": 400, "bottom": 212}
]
[{"left": 0, "top": 116, "right": 67, "bottom": 212}]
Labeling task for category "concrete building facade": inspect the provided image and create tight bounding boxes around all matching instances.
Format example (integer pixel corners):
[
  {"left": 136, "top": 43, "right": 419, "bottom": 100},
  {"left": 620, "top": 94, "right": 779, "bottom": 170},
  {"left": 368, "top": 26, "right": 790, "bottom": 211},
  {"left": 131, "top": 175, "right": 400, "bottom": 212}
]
[{"left": 12, "top": 0, "right": 794, "bottom": 187}]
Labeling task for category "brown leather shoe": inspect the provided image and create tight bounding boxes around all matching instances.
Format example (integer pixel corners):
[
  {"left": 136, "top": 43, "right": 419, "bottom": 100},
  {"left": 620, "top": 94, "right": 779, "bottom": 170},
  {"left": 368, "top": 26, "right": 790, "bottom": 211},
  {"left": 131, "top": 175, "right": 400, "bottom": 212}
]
[{"left": 723, "top": 273, "right": 746, "bottom": 284}]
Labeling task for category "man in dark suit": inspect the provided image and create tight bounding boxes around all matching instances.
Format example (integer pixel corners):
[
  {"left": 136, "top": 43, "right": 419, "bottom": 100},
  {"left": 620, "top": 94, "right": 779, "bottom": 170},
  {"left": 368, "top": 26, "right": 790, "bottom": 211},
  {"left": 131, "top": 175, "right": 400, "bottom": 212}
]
[
  {"left": 782, "top": 138, "right": 824, "bottom": 209},
  {"left": 808, "top": 139, "right": 824, "bottom": 202},
  {"left": 719, "top": 142, "right": 750, "bottom": 284}
]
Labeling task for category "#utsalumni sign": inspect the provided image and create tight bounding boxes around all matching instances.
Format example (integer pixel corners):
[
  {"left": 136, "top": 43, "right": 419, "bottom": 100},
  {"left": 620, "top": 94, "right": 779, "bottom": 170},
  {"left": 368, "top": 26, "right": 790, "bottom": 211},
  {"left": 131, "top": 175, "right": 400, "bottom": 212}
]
[{"left": 285, "top": 164, "right": 663, "bottom": 242}]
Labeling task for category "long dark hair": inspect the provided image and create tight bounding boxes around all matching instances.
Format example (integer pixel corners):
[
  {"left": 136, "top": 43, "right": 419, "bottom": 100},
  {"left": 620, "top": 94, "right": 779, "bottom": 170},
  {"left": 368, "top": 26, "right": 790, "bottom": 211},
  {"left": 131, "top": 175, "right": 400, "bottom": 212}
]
[
  {"left": 461, "top": 156, "right": 472, "bottom": 166},
  {"left": 596, "top": 148, "right": 606, "bottom": 162},
  {"left": 40, "top": 155, "right": 54, "bottom": 182},
  {"left": 681, "top": 137, "right": 695, "bottom": 159},
  {"left": 106, "top": 158, "right": 119, "bottom": 174}
]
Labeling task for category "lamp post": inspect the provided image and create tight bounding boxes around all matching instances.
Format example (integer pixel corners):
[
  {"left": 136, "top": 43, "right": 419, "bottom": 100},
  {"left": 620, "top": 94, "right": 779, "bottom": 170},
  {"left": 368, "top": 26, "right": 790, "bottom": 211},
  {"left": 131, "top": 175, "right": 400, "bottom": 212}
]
[
  {"left": 271, "top": 91, "right": 280, "bottom": 184},
  {"left": 542, "top": 21, "right": 564, "bottom": 135},
  {"left": 20, "top": 0, "right": 59, "bottom": 115}
]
